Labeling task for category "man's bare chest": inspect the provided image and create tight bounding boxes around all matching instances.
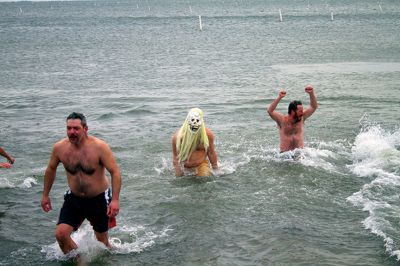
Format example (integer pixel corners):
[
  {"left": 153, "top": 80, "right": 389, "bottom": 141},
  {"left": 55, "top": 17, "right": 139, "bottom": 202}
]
[
  {"left": 282, "top": 122, "right": 303, "bottom": 136},
  {"left": 60, "top": 150, "right": 100, "bottom": 175}
]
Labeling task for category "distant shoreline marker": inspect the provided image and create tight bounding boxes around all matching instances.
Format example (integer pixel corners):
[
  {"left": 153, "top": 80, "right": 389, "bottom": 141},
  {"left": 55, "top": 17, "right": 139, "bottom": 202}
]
[
  {"left": 279, "top": 9, "right": 283, "bottom": 22},
  {"left": 199, "top": 15, "right": 203, "bottom": 31}
]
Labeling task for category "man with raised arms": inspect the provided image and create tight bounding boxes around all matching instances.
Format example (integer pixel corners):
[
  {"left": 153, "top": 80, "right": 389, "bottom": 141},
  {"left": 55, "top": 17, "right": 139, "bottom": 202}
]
[
  {"left": 41, "top": 112, "right": 121, "bottom": 255},
  {"left": 267, "top": 85, "right": 318, "bottom": 152},
  {"left": 172, "top": 108, "right": 218, "bottom": 177}
]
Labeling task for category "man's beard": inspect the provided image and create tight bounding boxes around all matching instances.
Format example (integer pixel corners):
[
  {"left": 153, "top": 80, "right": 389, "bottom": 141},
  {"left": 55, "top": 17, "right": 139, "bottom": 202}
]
[
  {"left": 294, "top": 114, "right": 302, "bottom": 123},
  {"left": 68, "top": 134, "right": 79, "bottom": 143}
]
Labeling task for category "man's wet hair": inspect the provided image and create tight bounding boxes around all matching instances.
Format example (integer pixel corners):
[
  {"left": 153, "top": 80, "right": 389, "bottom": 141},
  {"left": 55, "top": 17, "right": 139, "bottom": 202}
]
[
  {"left": 66, "top": 112, "right": 87, "bottom": 127},
  {"left": 288, "top": 100, "right": 302, "bottom": 114}
]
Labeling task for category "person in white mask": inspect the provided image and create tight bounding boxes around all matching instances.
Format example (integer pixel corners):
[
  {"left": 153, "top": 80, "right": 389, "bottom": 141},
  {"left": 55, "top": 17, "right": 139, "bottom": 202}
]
[{"left": 172, "top": 108, "right": 218, "bottom": 177}]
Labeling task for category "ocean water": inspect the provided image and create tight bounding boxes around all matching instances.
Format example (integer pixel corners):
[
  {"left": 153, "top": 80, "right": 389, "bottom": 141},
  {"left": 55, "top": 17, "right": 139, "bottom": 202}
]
[{"left": 1, "top": 0, "right": 400, "bottom": 265}]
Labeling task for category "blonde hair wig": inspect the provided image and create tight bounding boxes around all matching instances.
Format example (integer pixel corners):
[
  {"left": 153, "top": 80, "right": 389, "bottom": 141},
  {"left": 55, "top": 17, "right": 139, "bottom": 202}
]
[{"left": 176, "top": 108, "right": 209, "bottom": 162}]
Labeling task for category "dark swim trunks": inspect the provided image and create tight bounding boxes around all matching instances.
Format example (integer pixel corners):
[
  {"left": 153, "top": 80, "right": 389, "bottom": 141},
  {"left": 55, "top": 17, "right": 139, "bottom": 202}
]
[{"left": 58, "top": 189, "right": 116, "bottom": 233}]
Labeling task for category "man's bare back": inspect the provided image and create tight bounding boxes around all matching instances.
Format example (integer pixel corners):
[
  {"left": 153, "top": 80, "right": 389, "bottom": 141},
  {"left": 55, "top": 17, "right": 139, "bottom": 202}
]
[{"left": 267, "top": 85, "right": 318, "bottom": 152}]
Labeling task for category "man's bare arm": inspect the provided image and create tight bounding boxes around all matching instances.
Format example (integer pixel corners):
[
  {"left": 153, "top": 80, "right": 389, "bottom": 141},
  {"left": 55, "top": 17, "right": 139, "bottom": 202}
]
[
  {"left": 41, "top": 145, "right": 60, "bottom": 212},
  {"left": 101, "top": 142, "right": 121, "bottom": 217},
  {"left": 267, "top": 91, "right": 286, "bottom": 126},
  {"left": 303, "top": 85, "right": 318, "bottom": 120}
]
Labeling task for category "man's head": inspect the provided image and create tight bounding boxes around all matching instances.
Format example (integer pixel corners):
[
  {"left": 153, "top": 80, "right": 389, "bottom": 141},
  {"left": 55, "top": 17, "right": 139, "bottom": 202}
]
[
  {"left": 288, "top": 100, "right": 303, "bottom": 121},
  {"left": 66, "top": 112, "right": 88, "bottom": 144}
]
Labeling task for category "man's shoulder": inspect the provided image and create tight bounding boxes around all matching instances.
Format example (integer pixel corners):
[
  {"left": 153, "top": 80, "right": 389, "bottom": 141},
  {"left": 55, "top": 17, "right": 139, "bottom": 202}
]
[
  {"left": 51, "top": 139, "right": 69, "bottom": 158},
  {"left": 270, "top": 112, "right": 286, "bottom": 125},
  {"left": 54, "top": 138, "right": 68, "bottom": 148},
  {"left": 280, "top": 115, "right": 292, "bottom": 123},
  {"left": 88, "top": 136, "right": 108, "bottom": 147}
]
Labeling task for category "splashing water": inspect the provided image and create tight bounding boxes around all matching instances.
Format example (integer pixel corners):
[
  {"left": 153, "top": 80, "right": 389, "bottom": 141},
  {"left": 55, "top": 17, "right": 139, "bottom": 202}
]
[
  {"left": 110, "top": 224, "right": 172, "bottom": 254},
  {"left": 41, "top": 221, "right": 172, "bottom": 262},
  {"left": 347, "top": 117, "right": 400, "bottom": 260},
  {"left": 0, "top": 177, "right": 14, "bottom": 188},
  {"left": 19, "top": 177, "right": 38, "bottom": 188},
  {"left": 41, "top": 223, "right": 109, "bottom": 263}
]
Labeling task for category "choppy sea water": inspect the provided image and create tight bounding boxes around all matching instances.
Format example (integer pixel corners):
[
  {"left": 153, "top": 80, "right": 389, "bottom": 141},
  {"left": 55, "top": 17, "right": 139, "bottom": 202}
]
[{"left": 1, "top": 0, "right": 400, "bottom": 265}]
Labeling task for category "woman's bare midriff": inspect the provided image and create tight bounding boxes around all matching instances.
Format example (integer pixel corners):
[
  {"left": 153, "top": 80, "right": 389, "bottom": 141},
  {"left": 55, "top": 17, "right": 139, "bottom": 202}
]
[{"left": 183, "top": 150, "right": 207, "bottom": 168}]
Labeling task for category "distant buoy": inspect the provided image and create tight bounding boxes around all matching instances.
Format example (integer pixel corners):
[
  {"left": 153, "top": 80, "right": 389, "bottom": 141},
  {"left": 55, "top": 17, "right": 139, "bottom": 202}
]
[
  {"left": 279, "top": 9, "right": 283, "bottom": 22},
  {"left": 199, "top": 15, "right": 203, "bottom": 31},
  {"left": 330, "top": 11, "right": 334, "bottom": 21}
]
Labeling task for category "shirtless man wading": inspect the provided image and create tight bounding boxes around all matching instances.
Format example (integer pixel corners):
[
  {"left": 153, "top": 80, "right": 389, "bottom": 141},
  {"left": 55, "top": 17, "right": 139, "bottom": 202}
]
[
  {"left": 267, "top": 85, "right": 318, "bottom": 152},
  {"left": 41, "top": 112, "right": 121, "bottom": 255}
]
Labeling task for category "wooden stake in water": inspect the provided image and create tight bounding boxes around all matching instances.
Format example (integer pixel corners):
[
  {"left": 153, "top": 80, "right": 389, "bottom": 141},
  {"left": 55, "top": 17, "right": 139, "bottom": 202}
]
[
  {"left": 199, "top": 15, "right": 203, "bottom": 31},
  {"left": 279, "top": 9, "right": 283, "bottom": 22}
]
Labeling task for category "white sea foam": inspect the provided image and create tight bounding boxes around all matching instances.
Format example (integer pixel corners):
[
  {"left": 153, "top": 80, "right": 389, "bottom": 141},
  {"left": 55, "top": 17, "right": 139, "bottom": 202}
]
[
  {"left": 156, "top": 138, "right": 348, "bottom": 178},
  {"left": 41, "top": 223, "right": 108, "bottom": 262},
  {"left": 110, "top": 224, "right": 172, "bottom": 254},
  {"left": 0, "top": 177, "right": 14, "bottom": 188},
  {"left": 347, "top": 118, "right": 400, "bottom": 260},
  {"left": 349, "top": 122, "right": 400, "bottom": 180},
  {"left": 18, "top": 177, "right": 38, "bottom": 188},
  {"left": 154, "top": 157, "right": 171, "bottom": 176},
  {"left": 267, "top": 141, "right": 347, "bottom": 173},
  {"left": 41, "top": 221, "right": 172, "bottom": 262},
  {"left": 298, "top": 147, "right": 336, "bottom": 170},
  {"left": 0, "top": 177, "right": 38, "bottom": 189}
]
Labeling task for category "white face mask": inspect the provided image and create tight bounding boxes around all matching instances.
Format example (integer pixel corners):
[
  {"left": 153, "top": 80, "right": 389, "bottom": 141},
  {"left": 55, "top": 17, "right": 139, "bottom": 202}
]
[{"left": 187, "top": 111, "right": 202, "bottom": 133}]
